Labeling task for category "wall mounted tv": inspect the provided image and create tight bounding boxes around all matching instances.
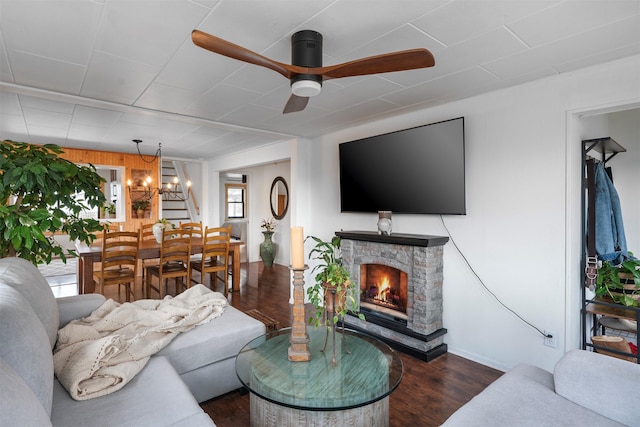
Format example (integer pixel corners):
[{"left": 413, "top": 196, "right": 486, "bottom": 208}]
[{"left": 339, "top": 117, "right": 465, "bottom": 214}]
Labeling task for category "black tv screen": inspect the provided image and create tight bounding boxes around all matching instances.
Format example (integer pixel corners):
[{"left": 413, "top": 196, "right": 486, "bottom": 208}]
[{"left": 339, "top": 117, "right": 465, "bottom": 214}]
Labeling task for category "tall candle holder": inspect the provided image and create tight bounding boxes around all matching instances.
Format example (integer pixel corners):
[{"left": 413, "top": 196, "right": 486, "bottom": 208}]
[{"left": 288, "top": 265, "right": 311, "bottom": 362}]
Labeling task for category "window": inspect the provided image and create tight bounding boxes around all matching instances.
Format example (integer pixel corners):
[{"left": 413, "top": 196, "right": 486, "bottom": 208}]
[{"left": 226, "top": 183, "right": 247, "bottom": 219}]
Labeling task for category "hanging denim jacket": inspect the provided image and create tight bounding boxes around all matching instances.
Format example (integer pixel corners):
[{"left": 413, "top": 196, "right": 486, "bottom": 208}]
[{"left": 594, "top": 162, "right": 630, "bottom": 265}]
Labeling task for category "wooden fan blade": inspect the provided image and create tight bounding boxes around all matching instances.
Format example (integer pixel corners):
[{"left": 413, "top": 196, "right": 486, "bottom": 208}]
[
  {"left": 192, "top": 30, "right": 296, "bottom": 79},
  {"left": 283, "top": 94, "right": 309, "bottom": 114},
  {"left": 318, "top": 49, "right": 434, "bottom": 79}
]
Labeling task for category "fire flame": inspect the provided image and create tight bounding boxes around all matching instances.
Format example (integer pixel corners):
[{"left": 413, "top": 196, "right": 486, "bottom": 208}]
[{"left": 377, "top": 276, "right": 390, "bottom": 300}]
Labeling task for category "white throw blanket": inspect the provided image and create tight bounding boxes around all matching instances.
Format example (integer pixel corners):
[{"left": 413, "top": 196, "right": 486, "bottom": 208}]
[{"left": 53, "top": 284, "right": 228, "bottom": 401}]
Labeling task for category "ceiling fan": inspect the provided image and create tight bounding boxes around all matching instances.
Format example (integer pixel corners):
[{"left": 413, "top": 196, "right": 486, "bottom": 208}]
[{"left": 191, "top": 29, "right": 435, "bottom": 114}]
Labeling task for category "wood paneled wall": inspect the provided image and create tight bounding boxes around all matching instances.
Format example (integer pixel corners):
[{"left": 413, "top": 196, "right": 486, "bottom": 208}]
[{"left": 60, "top": 146, "right": 159, "bottom": 231}]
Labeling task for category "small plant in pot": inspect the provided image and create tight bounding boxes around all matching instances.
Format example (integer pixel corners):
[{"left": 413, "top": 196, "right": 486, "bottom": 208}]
[
  {"left": 132, "top": 199, "right": 149, "bottom": 218},
  {"left": 306, "top": 235, "right": 364, "bottom": 327},
  {"left": 596, "top": 254, "right": 640, "bottom": 307},
  {"left": 104, "top": 203, "right": 116, "bottom": 218}
]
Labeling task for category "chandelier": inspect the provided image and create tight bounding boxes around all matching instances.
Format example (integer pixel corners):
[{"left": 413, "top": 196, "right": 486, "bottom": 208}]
[{"left": 127, "top": 139, "right": 191, "bottom": 202}]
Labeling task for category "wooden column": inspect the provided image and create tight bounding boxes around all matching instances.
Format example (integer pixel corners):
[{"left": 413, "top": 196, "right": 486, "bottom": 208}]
[{"left": 288, "top": 266, "right": 311, "bottom": 361}]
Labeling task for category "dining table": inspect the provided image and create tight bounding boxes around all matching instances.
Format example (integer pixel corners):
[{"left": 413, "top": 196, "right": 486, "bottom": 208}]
[{"left": 75, "top": 238, "right": 244, "bottom": 295}]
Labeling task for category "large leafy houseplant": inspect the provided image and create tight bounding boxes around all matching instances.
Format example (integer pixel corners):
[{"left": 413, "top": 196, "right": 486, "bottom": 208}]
[
  {"left": 0, "top": 141, "right": 106, "bottom": 264},
  {"left": 596, "top": 255, "right": 640, "bottom": 307},
  {"left": 306, "top": 235, "right": 364, "bottom": 327}
]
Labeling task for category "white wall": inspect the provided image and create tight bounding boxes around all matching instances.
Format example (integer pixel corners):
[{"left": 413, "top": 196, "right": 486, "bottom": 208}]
[
  {"left": 223, "top": 161, "right": 291, "bottom": 264},
  {"left": 207, "top": 141, "right": 293, "bottom": 265}
]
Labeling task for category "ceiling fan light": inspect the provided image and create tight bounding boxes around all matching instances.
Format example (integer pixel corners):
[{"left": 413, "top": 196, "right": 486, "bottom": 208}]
[{"left": 291, "top": 80, "right": 321, "bottom": 97}]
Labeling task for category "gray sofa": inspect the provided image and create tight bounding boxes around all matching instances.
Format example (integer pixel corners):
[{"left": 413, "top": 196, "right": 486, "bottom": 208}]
[
  {"left": 442, "top": 349, "right": 640, "bottom": 426},
  {"left": 0, "top": 257, "right": 266, "bottom": 427}
]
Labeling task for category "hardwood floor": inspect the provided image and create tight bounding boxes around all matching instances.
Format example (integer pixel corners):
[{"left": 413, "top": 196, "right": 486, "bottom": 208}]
[{"left": 194, "top": 262, "right": 503, "bottom": 427}]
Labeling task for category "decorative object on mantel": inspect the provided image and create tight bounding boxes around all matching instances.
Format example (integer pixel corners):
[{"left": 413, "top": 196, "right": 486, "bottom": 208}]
[
  {"left": 260, "top": 217, "right": 277, "bottom": 267},
  {"left": 288, "top": 226, "right": 311, "bottom": 362},
  {"left": 306, "top": 235, "right": 364, "bottom": 365},
  {"left": 377, "top": 211, "right": 392, "bottom": 235},
  {"left": 153, "top": 218, "right": 175, "bottom": 243},
  {"left": 0, "top": 141, "right": 106, "bottom": 265}
]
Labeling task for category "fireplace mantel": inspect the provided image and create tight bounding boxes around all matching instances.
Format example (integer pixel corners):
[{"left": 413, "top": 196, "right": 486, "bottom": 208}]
[{"left": 336, "top": 230, "right": 449, "bottom": 247}]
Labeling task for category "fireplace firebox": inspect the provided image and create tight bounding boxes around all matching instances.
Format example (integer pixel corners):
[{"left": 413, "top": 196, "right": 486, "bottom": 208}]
[{"left": 360, "top": 264, "right": 408, "bottom": 321}]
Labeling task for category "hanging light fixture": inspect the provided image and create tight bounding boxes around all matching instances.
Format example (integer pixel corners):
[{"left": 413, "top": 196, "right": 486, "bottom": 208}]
[
  {"left": 127, "top": 139, "right": 191, "bottom": 202},
  {"left": 133, "top": 139, "right": 161, "bottom": 162}
]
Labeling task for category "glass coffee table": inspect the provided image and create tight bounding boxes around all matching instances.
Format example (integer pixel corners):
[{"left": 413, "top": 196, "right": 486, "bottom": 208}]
[{"left": 236, "top": 327, "right": 403, "bottom": 426}]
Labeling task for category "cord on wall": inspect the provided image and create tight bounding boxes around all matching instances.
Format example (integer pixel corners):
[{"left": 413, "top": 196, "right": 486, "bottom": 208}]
[{"left": 439, "top": 215, "right": 550, "bottom": 338}]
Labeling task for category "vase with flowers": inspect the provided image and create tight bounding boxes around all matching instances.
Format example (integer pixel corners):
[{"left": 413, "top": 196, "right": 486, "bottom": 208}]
[
  {"left": 152, "top": 218, "right": 174, "bottom": 243},
  {"left": 259, "top": 217, "right": 277, "bottom": 266}
]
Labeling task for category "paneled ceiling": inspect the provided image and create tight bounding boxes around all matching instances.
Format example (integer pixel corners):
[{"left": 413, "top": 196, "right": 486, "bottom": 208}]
[{"left": 1, "top": 0, "right": 639, "bottom": 159}]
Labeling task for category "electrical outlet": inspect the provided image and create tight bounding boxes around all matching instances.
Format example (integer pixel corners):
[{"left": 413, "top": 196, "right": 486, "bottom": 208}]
[{"left": 544, "top": 330, "right": 558, "bottom": 348}]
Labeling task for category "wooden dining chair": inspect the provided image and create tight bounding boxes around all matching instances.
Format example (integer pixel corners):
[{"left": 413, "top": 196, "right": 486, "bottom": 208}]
[
  {"left": 190, "top": 226, "right": 231, "bottom": 296},
  {"left": 179, "top": 221, "right": 203, "bottom": 235},
  {"left": 180, "top": 221, "right": 204, "bottom": 263},
  {"left": 145, "top": 228, "right": 192, "bottom": 299},
  {"left": 92, "top": 229, "right": 140, "bottom": 302},
  {"left": 139, "top": 222, "right": 159, "bottom": 279}
]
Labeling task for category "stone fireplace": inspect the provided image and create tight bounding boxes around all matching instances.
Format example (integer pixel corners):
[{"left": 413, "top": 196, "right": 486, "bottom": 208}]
[{"left": 337, "top": 231, "right": 449, "bottom": 361}]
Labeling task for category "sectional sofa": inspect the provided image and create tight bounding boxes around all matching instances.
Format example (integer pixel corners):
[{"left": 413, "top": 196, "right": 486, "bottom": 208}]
[
  {"left": 0, "top": 256, "right": 265, "bottom": 426},
  {"left": 442, "top": 348, "right": 640, "bottom": 426}
]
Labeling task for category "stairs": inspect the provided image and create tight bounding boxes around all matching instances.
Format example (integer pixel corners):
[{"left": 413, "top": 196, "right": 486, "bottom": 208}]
[{"left": 160, "top": 160, "right": 198, "bottom": 227}]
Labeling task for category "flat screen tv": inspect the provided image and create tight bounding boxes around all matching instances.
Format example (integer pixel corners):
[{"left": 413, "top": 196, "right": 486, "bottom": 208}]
[{"left": 339, "top": 117, "right": 465, "bottom": 214}]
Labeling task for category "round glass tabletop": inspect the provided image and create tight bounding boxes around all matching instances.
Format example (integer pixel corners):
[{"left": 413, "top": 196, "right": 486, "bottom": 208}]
[{"left": 235, "top": 327, "right": 403, "bottom": 411}]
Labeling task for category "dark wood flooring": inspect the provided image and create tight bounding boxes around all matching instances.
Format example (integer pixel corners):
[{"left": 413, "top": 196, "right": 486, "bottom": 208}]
[{"left": 191, "top": 262, "right": 503, "bottom": 427}]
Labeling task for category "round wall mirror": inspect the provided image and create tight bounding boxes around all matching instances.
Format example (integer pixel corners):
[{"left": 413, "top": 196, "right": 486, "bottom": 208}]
[{"left": 270, "top": 176, "right": 289, "bottom": 220}]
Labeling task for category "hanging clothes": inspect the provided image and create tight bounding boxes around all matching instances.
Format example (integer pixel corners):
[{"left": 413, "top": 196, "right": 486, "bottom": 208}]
[{"left": 594, "top": 161, "right": 630, "bottom": 265}]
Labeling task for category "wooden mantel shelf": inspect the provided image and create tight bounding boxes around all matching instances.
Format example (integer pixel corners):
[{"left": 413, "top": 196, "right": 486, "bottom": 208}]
[{"left": 336, "top": 231, "right": 449, "bottom": 247}]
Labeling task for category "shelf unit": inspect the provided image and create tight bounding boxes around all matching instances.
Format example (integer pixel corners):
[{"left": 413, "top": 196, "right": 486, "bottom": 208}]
[
  {"left": 580, "top": 137, "right": 638, "bottom": 363},
  {"left": 583, "top": 297, "right": 639, "bottom": 363}
]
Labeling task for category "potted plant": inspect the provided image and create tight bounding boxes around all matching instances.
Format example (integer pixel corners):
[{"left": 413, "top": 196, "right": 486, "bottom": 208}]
[
  {"left": 596, "top": 254, "right": 640, "bottom": 307},
  {"left": 0, "top": 141, "right": 106, "bottom": 265},
  {"left": 104, "top": 203, "right": 116, "bottom": 218},
  {"left": 152, "top": 218, "right": 174, "bottom": 243},
  {"left": 259, "top": 217, "right": 277, "bottom": 266},
  {"left": 132, "top": 199, "right": 149, "bottom": 219},
  {"left": 306, "top": 235, "right": 364, "bottom": 327}
]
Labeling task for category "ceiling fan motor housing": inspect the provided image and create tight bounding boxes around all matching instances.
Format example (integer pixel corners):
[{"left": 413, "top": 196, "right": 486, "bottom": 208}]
[{"left": 291, "top": 30, "right": 322, "bottom": 96}]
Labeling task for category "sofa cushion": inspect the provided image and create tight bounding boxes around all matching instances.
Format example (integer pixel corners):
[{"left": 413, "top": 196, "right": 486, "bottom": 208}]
[
  {"left": 0, "top": 257, "right": 59, "bottom": 348},
  {"left": 0, "top": 357, "right": 53, "bottom": 427},
  {"left": 51, "top": 356, "right": 215, "bottom": 427},
  {"left": 56, "top": 294, "right": 107, "bottom": 328},
  {"left": 157, "top": 305, "right": 265, "bottom": 375},
  {"left": 442, "top": 363, "right": 623, "bottom": 426},
  {"left": 555, "top": 349, "right": 640, "bottom": 427},
  {"left": 0, "top": 284, "right": 54, "bottom": 416}
]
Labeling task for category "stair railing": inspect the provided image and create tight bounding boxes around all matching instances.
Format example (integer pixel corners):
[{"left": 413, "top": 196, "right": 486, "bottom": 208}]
[{"left": 173, "top": 161, "right": 200, "bottom": 219}]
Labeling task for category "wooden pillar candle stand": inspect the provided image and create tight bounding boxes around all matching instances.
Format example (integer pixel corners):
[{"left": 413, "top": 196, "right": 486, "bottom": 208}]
[
  {"left": 288, "top": 226, "right": 311, "bottom": 362},
  {"left": 288, "top": 265, "right": 311, "bottom": 361}
]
